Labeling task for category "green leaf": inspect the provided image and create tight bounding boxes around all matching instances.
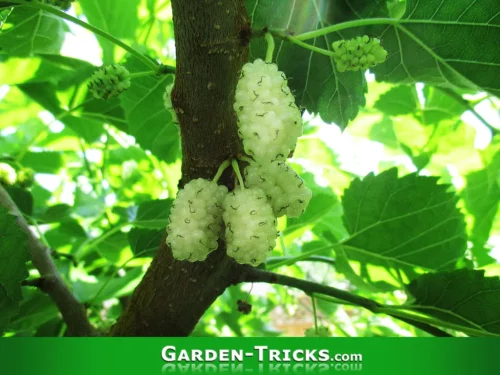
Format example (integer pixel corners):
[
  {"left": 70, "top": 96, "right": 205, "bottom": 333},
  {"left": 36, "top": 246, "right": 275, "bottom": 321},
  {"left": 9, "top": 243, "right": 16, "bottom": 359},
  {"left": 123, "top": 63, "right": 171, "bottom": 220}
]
[
  {"left": 341, "top": 168, "right": 467, "bottom": 271},
  {"left": 94, "top": 231, "right": 132, "bottom": 265},
  {"left": 79, "top": 0, "right": 141, "bottom": 63},
  {"left": 0, "top": 206, "right": 30, "bottom": 334},
  {"left": 8, "top": 291, "right": 59, "bottom": 333},
  {"left": 368, "top": 116, "right": 399, "bottom": 149},
  {"left": 248, "top": 0, "right": 390, "bottom": 128},
  {"left": 39, "top": 204, "right": 73, "bottom": 223},
  {"left": 74, "top": 188, "right": 105, "bottom": 218},
  {"left": 133, "top": 199, "right": 173, "bottom": 228},
  {"left": 0, "top": 6, "right": 65, "bottom": 56},
  {"left": 462, "top": 152, "right": 500, "bottom": 266},
  {"left": 286, "top": 193, "right": 338, "bottom": 234},
  {"left": 373, "top": 0, "right": 500, "bottom": 95},
  {"left": 128, "top": 228, "right": 163, "bottom": 258},
  {"left": 417, "top": 86, "right": 464, "bottom": 125},
  {"left": 73, "top": 268, "right": 144, "bottom": 304},
  {"left": 19, "top": 151, "right": 63, "bottom": 174},
  {"left": 3, "top": 187, "right": 33, "bottom": 216},
  {"left": 81, "top": 95, "right": 127, "bottom": 132},
  {"left": 44, "top": 219, "right": 87, "bottom": 251},
  {"left": 406, "top": 269, "right": 500, "bottom": 335},
  {"left": 374, "top": 85, "right": 418, "bottom": 116},
  {"left": 19, "top": 83, "right": 105, "bottom": 143},
  {"left": 120, "top": 59, "right": 180, "bottom": 163}
]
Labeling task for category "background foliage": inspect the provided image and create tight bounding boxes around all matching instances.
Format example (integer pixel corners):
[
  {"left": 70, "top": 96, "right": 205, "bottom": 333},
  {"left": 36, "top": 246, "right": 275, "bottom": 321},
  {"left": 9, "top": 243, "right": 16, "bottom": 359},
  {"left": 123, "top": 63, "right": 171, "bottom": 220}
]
[{"left": 0, "top": 0, "right": 499, "bottom": 337}]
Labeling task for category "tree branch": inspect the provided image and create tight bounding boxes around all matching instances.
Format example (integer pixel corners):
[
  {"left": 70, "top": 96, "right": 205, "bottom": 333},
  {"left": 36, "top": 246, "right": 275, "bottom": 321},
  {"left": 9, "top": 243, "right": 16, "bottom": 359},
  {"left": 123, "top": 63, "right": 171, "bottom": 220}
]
[
  {"left": 0, "top": 185, "right": 96, "bottom": 336},
  {"left": 238, "top": 267, "right": 452, "bottom": 337}
]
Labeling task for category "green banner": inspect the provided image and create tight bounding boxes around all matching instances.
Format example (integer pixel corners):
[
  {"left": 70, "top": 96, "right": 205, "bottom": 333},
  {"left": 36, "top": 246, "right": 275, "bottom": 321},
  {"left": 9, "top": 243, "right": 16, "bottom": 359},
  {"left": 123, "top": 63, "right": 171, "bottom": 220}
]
[{"left": 0, "top": 338, "right": 498, "bottom": 374}]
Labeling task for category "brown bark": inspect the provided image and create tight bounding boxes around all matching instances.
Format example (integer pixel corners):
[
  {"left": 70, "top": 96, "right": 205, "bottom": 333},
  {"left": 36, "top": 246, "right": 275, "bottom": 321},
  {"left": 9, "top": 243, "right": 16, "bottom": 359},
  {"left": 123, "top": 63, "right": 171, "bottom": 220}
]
[{"left": 110, "top": 0, "right": 250, "bottom": 336}]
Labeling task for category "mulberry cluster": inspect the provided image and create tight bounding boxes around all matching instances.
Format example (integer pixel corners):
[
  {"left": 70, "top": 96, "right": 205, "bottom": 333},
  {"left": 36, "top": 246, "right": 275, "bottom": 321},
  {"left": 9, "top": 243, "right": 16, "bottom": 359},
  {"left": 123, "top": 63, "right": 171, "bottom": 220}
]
[
  {"left": 165, "top": 58, "right": 314, "bottom": 267},
  {"left": 0, "top": 163, "right": 35, "bottom": 188},
  {"left": 244, "top": 160, "right": 312, "bottom": 218},
  {"left": 332, "top": 35, "right": 388, "bottom": 73},
  {"left": 233, "top": 59, "right": 302, "bottom": 162},
  {"left": 222, "top": 188, "right": 277, "bottom": 266},
  {"left": 166, "top": 179, "right": 227, "bottom": 262},
  {"left": 88, "top": 64, "right": 131, "bottom": 100}
]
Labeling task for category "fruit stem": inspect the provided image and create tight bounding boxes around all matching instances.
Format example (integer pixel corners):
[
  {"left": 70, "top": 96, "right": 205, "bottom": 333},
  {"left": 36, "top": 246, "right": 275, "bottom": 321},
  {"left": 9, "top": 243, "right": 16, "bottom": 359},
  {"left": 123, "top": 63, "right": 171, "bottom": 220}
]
[
  {"left": 238, "top": 155, "right": 254, "bottom": 164},
  {"left": 129, "top": 71, "right": 158, "bottom": 79},
  {"left": 265, "top": 32, "right": 275, "bottom": 63},
  {"left": 293, "top": 18, "right": 398, "bottom": 42},
  {"left": 311, "top": 294, "right": 319, "bottom": 334},
  {"left": 212, "top": 159, "right": 231, "bottom": 183},
  {"left": 231, "top": 159, "right": 245, "bottom": 189},
  {"left": 285, "top": 36, "right": 336, "bottom": 58}
]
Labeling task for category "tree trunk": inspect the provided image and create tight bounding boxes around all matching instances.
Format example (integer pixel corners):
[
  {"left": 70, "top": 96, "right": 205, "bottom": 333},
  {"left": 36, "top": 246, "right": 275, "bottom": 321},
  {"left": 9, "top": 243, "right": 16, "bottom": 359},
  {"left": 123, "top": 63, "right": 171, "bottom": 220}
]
[{"left": 110, "top": 0, "right": 250, "bottom": 336}]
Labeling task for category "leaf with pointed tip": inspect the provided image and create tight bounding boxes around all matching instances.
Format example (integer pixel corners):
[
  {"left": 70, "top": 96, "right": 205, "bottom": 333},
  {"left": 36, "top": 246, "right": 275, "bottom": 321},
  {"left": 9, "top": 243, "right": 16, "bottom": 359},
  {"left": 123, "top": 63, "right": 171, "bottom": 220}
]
[{"left": 341, "top": 168, "right": 467, "bottom": 272}]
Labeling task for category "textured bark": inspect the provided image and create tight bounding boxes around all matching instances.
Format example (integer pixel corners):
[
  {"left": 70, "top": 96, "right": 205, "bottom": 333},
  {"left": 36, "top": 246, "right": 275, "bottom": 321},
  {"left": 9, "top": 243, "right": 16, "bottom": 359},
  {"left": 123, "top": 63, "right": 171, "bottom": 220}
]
[{"left": 111, "top": 0, "right": 250, "bottom": 336}]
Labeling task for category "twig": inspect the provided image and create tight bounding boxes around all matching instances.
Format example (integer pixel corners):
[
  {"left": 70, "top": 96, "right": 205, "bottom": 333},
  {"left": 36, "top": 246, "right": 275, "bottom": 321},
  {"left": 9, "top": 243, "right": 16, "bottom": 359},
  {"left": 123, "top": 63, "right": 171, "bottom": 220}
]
[
  {"left": 265, "top": 255, "right": 336, "bottom": 267},
  {"left": 238, "top": 267, "right": 452, "bottom": 337},
  {"left": 436, "top": 87, "right": 499, "bottom": 135},
  {"left": 0, "top": 185, "right": 96, "bottom": 336}
]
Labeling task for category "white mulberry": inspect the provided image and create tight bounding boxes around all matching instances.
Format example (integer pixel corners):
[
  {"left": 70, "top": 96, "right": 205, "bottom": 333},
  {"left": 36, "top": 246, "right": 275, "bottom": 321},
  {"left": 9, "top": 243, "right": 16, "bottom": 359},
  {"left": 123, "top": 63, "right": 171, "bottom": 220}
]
[
  {"left": 88, "top": 64, "right": 131, "bottom": 100},
  {"left": 0, "top": 163, "right": 16, "bottom": 186},
  {"left": 233, "top": 59, "right": 302, "bottom": 162},
  {"left": 166, "top": 178, "right": 228, "bottom": 262},
  {"left": 244, "top": 160, "right": 312, "bottom": 217},
  {"left": 223, "top": 188, "right": 277, "bottom": 266}
]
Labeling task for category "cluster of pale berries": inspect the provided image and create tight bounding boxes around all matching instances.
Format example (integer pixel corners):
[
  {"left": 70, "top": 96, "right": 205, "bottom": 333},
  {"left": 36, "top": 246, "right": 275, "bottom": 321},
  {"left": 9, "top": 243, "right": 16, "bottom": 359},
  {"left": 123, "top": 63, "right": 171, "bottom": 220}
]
[
  {"left": 166, "top": 59, "right": 312, "bottom": 266},
  {"left": 31, "top": 0, "right": 77, "bottom": 11},
  {"left": 0, "top": 163, "right": 35, "bottom": 189},
  {"left": 88, "top": 64, "right": 131, "bottom": 100},
  {"left": 332, "top": 35, "right": 388, "bottom": 73}
]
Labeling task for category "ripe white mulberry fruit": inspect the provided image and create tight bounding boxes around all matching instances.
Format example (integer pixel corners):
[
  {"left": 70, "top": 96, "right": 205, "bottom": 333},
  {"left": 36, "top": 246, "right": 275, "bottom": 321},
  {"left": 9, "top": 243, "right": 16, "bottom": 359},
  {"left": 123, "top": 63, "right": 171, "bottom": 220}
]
[
  {"left": 166, "top": 178, "right": 228, "bottom": 262},
  {"left": 88, "top": 64, "right": 131, "bottom": 100},
  {"left": 244, "top": 161, "right": 312, "bottom": 217},
  {"left": 304, "top": 326, "right": 331, "bottom": 337},
  {"left": 332, "top": 35, "right": 388, "bottom": 73},
  {"left": 223, "top": 188, "right": 277, "bottom": 266},
  {"left": 233, "top": 59, "right": 302, "bottom": 162},
  {"left": 0, "top": 163, "right": 16, "bottom": 186}
]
